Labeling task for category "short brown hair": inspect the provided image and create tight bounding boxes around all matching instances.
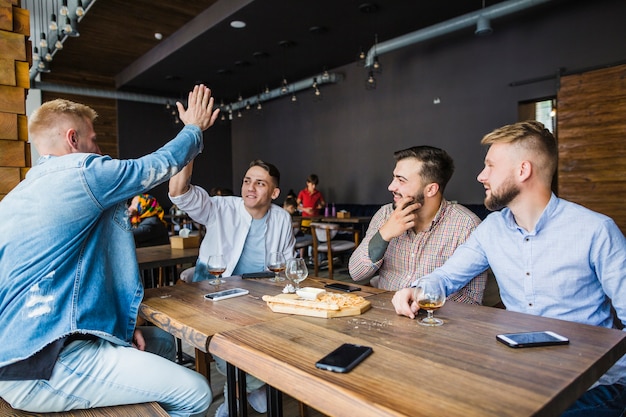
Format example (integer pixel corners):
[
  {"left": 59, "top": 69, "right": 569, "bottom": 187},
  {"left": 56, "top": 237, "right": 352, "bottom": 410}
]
[{"left": 481, "top": 120, "right": 558, "bottom": 180}]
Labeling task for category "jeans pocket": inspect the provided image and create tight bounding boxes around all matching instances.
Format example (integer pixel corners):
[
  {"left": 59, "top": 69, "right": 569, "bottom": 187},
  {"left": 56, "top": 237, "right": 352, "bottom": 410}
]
[{"left": 9, "top": 379, "right": 90, "bottom": 412}]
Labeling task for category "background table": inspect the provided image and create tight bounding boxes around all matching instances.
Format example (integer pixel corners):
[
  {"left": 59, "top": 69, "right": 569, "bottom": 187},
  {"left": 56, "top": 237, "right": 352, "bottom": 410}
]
[
  {"left": 210, "top": 293, "right": 626, "bottom": 417},
  {"left": 136, "top": 244, "right": 198, "bottom": 287}
]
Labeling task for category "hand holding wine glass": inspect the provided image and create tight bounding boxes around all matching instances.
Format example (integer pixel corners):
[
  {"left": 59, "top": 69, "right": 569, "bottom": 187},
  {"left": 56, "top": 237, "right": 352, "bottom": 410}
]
[
  {"left": 414, "top": 277, "right": 446, "bottom": 326},
  {"left": 207, "top": 254, "right": 226, "bottom": 285},
  {"left": 285, "top": 258, "right": 308, "bottom": 290},
  {"left": 267, "top": 252, "right": 286, "bottom": 282}
]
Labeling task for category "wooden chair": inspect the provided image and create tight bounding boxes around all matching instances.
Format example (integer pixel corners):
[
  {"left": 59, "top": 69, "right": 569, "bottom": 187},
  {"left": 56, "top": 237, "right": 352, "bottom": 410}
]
[
  {"left": 0, "top": 398, "right": 168, "bottom": 416},
  {"left": 310, "top": 222, "right": 359, "bottom": 279}
]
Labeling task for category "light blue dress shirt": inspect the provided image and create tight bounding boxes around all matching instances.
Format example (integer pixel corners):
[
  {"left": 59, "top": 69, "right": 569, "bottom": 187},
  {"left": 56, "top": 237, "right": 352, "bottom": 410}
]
[{"left": 418, "top": 194, "right": 626, "bottom": 386}]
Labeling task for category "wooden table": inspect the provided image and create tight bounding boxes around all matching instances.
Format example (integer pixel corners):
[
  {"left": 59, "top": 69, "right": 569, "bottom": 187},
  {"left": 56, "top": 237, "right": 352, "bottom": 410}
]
[
  {"left": 136, "top": 244, "right": 199, "bottom": 287},
  {"left": 210, "top": 292, "right": 626, "bottom": 417},
  {"left": 139, "top": 276, "right": 386, "bottom": 379}
]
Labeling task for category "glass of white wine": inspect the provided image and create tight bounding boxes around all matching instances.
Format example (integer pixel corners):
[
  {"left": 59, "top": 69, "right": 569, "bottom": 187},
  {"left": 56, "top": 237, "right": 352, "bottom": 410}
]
[
  {"left": 207, "top": 255, "right": 226, "bottom": 285},
  {"left": 285, "top": 258, "right": 308, "bottom": 290},
  {"left": 414, "top": 277, "right": 446, "bottom": 326},
  {"left": 267, "top": 252, "right": 286, "bottom": 282}
]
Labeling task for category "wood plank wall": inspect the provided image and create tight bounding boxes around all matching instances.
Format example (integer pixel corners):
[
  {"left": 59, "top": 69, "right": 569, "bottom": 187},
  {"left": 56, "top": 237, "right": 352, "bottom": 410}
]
[
  {"left": 0, "top": 0, "right": 29, "bottom": 202},
  {"left": 557, "top": 64, "right": 626, "bottom": 234}
]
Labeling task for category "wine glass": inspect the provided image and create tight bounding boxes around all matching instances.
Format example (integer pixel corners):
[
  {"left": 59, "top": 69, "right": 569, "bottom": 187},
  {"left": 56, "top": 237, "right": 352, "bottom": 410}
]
[
  {"left": 267, "top": 252, "right": 286, "bottom": 282},
  {"left": 285, "top": 258, "right": 308, "bottom": 290},
  {"left": 414, "top": 277, "right": 446, "bottom": 326},
  {"left": 207, "top": 255, "right": 226, "bottom": 285}
]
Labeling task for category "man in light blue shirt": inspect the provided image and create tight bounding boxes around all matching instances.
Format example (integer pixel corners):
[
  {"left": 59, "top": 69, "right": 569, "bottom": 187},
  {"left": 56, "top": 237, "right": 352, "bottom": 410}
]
[{"left": 392, "top": 121, "right": 626, "bottom": 417}]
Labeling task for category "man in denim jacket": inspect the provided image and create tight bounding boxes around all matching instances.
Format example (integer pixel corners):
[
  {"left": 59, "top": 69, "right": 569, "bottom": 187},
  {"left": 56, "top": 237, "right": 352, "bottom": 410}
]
[{"left": 0, "top": 85, "right": 219, "bottom": 416}]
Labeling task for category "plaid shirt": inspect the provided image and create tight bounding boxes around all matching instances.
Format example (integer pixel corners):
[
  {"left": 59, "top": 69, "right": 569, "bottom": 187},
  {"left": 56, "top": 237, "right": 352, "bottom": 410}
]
[{"left": 348, "top": 200, "right": 487, "bottom": 304}]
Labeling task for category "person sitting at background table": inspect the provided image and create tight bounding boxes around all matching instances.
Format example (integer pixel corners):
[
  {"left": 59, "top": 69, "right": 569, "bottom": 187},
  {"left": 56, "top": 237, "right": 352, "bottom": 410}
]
[
  {"left": 349, "top": 145, "right": 487, "bottom": 304},
  {"left": 169, "top": 158, "right": 295, "bottom": 417},
  {"left": 0, "top": 85, "right": 219, "bottom": 416},
  {"left": 128, "top": 193, "right": 171, "bottom": 247},
  {"left": 297, "top": 173, "right": 326, "bottom": 217},
  {"left": 392, "top": 121, "right": 626, "bottom": 417}
]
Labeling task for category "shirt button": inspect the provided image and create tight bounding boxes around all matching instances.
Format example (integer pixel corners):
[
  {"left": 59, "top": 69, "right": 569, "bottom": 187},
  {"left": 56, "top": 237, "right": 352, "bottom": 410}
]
[
  {"left": 525, "top": 238, "right": 529, "bottom": 241},
  {"left": 526, "top": 272, "right": 530, "bottom": 276},
  {"left": 528, "top": 303, "right": 533, "bottom": 307}
]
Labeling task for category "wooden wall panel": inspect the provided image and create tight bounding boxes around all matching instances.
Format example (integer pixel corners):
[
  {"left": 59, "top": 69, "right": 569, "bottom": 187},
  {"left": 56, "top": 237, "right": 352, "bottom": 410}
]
[
  {"left": 0, "top": 139, "right": 25, "bottom": 166},
  {"left": 557, "top": 65, "right": 626, "bottom": 234},
  {"left": 0, "top": 2, "right": 29, "bottom": 202},
  {"left": 0, "top": 111, "right": 17, "bottom": 138}
]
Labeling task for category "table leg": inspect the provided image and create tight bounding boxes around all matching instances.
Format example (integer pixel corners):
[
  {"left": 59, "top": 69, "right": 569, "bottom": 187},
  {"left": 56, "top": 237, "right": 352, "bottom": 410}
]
[
  {"left": 268, "top": 385, "right": 283, "bottom": 417},
  {"left": 237, "top": 368, "right": 248, "bottom": 417},
  {"left": 226, "top": 363, "right": 237, "bottom": 417}
]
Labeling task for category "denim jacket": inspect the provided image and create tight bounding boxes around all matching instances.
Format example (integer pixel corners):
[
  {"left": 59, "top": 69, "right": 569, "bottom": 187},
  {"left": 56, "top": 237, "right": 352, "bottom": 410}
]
[{"left": 0, "top": 125, "right": 203, "bottom": 367}]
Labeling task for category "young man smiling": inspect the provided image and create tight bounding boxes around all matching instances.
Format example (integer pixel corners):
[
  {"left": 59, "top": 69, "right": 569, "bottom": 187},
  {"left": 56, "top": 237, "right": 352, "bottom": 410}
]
[
  {"left": 169, "top": 158, "right": 295, "bottom": 417},
  {"left": 349, "top": 145, "right": 487, "bottom": 304}
]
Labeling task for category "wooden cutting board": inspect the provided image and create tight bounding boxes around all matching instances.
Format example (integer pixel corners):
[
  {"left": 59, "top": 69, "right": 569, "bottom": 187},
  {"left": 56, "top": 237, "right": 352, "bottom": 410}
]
[{"left": 263, "top": 293, "right": 371, "bottom": 318}]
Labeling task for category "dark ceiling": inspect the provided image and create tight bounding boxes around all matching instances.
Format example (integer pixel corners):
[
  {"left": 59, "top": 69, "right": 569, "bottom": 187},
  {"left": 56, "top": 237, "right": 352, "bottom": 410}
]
[{"left": 40, "top": 0, "right": 556, "bottom": 104}]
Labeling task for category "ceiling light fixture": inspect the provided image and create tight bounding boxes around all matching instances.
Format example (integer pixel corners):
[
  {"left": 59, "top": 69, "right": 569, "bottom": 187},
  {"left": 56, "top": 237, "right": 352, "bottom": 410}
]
[
  {"left": 60, "top": 0, "right": 69, "bottom": 16},
  {"left": 225, "top": 72, "right": 342, "bottom": 114},
  {"left": 49, "top": 14, "right": 58, "bottom": 31},
  {"left": 75, "top": 0, "right": 85, "bottom": 17},
  {"left": 230, "top": 20, "right": 246, "bottom": 29},
  {"left": 365, "top": 71, "right": 376, "bottom": 90}
]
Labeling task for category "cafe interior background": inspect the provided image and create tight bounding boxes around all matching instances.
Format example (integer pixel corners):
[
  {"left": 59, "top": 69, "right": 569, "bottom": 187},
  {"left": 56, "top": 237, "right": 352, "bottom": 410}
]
[{"left": 3, "top": 0, "right": 625, "bottom": 234}]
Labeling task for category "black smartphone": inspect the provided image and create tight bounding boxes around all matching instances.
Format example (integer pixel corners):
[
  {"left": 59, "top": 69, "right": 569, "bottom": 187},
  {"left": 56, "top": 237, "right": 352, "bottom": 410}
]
[
  {"left": 315, "top": 343, "right": 373, "bottom": 373},
  {"left": 496, "top": 331, "right": 569, "bottom": 348},
  {"left": 242, "top": 271, "right": 276, "bottom": 279},
  {"left": 324, "top": 283, "right": 360, "bottom": 292}
]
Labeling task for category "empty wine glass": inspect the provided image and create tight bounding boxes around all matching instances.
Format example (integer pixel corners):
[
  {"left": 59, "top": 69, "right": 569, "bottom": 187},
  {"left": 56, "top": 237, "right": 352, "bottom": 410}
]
[
  {"left": 285, "top": 258, "right": 308, "bottom": 290},
  {"left": 414, "top": 277, "right": 446, "bottom": 326},
  {"left": 267, "top": 252, "right": 286, "bottom": 282},
  {"left": 207, "top": 255, "right": 226, "bottom": 285}
]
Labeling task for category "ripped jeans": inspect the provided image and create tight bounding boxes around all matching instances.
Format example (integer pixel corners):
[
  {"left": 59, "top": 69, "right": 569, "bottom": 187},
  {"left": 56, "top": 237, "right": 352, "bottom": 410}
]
[{"left": 0, "top": 330, "right": 211, "bottom": 417}]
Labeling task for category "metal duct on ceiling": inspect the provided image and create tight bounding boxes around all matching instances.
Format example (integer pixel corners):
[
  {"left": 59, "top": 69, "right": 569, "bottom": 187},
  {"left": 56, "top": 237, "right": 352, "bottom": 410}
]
[{"left": 365, "top": 0, "right": 553, "bottom": 68}]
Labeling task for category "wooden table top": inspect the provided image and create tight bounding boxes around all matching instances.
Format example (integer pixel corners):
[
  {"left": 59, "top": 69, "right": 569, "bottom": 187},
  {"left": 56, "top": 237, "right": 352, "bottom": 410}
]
[
  {"left": 139, "top": 276, "right": 386, "bottom": 352},
  {"left": 209, "top": 292, "right": 626, "bottom": 417},
  {"left": 135, "top": 244, "right": 199, "bottom": 269}
]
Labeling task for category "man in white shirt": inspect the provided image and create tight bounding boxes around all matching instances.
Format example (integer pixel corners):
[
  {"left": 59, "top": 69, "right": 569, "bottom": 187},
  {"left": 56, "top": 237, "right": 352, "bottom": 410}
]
[{"left": 169, "top": 158, "right": 295, "bottom": 417}]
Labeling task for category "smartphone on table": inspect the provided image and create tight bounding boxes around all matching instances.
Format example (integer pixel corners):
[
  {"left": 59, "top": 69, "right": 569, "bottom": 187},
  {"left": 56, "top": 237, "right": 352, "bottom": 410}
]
[
  {"left": 204, "top": 288, "right": 249, "bottom": 301},
  {"left": 315, "top": 343, "right": 373, "bottom": 373},
  {"left": 324, "top": 283, "right": 361, "bottom": 293},
  {"left": 496, "top": 331, "right": 569, "bottom": 348}
]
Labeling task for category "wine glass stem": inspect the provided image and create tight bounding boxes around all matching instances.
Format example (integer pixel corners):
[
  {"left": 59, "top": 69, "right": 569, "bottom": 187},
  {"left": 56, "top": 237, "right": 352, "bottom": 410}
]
[{"left": 427, "top": 310, "right": 434, "bottom": 322}]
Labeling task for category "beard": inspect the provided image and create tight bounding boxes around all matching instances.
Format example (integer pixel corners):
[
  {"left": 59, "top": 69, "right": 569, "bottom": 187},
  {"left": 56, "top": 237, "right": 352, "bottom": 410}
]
[
  {"left": 392, "top": 189, "right": 425, "bottom": 210},
  {"left": 484, "top": 177, "right": 520, "bottom": 211}
]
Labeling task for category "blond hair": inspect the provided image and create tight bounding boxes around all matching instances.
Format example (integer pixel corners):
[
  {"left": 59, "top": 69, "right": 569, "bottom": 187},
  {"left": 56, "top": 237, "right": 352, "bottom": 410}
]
[
  {"left": 29, "top": 99, "right": 98, "bottom": 142},
  {"left": 481, "top": 120, "right": 558, "bottom": 181}
]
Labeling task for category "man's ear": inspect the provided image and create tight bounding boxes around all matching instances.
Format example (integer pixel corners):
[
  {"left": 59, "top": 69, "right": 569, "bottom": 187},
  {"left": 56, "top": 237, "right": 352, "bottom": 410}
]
[
  {"left": 425, "top": 182, "right": 439, "bottom": 197},
  {"left": 519, "top": 160, "right": 532, "bottom": 182},
  {"left": 271, "top": 187, "right": 281, "bottom": 200},
  {"left": 65, "top": 129, "right": 79, "bottom": 150}
]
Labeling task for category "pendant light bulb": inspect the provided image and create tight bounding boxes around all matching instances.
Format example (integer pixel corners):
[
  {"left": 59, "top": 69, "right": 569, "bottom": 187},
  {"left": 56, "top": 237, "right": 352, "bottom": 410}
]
[
  {"left": 60, "top": 0, "right": 69, "bottom": 16},
  {"left": 49, "top": 14, "right": 58, "bottom": 31},
  {"left": 75, "top": 0, "right": 85, "bottom": 17}
]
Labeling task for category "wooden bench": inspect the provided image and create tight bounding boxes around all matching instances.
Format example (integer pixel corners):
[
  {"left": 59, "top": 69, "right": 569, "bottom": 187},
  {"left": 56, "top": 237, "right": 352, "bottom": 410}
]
[{"left": 0, "top": 398, "right": 168, "bottom": 417}]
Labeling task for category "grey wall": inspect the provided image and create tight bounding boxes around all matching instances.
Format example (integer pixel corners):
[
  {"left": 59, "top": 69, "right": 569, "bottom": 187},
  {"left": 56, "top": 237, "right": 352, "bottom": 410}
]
[{"left": 229, "top": 0, "right": 626, "bottom": 206}]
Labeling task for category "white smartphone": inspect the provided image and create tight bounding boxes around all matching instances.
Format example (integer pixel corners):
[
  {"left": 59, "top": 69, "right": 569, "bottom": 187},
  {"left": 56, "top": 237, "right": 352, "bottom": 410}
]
[
  {"left": 204, "top": 288, "right": 249, "bottom": 301},
  {"left": 496, "top": 331, "right": 569, "bottom": 348}
]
